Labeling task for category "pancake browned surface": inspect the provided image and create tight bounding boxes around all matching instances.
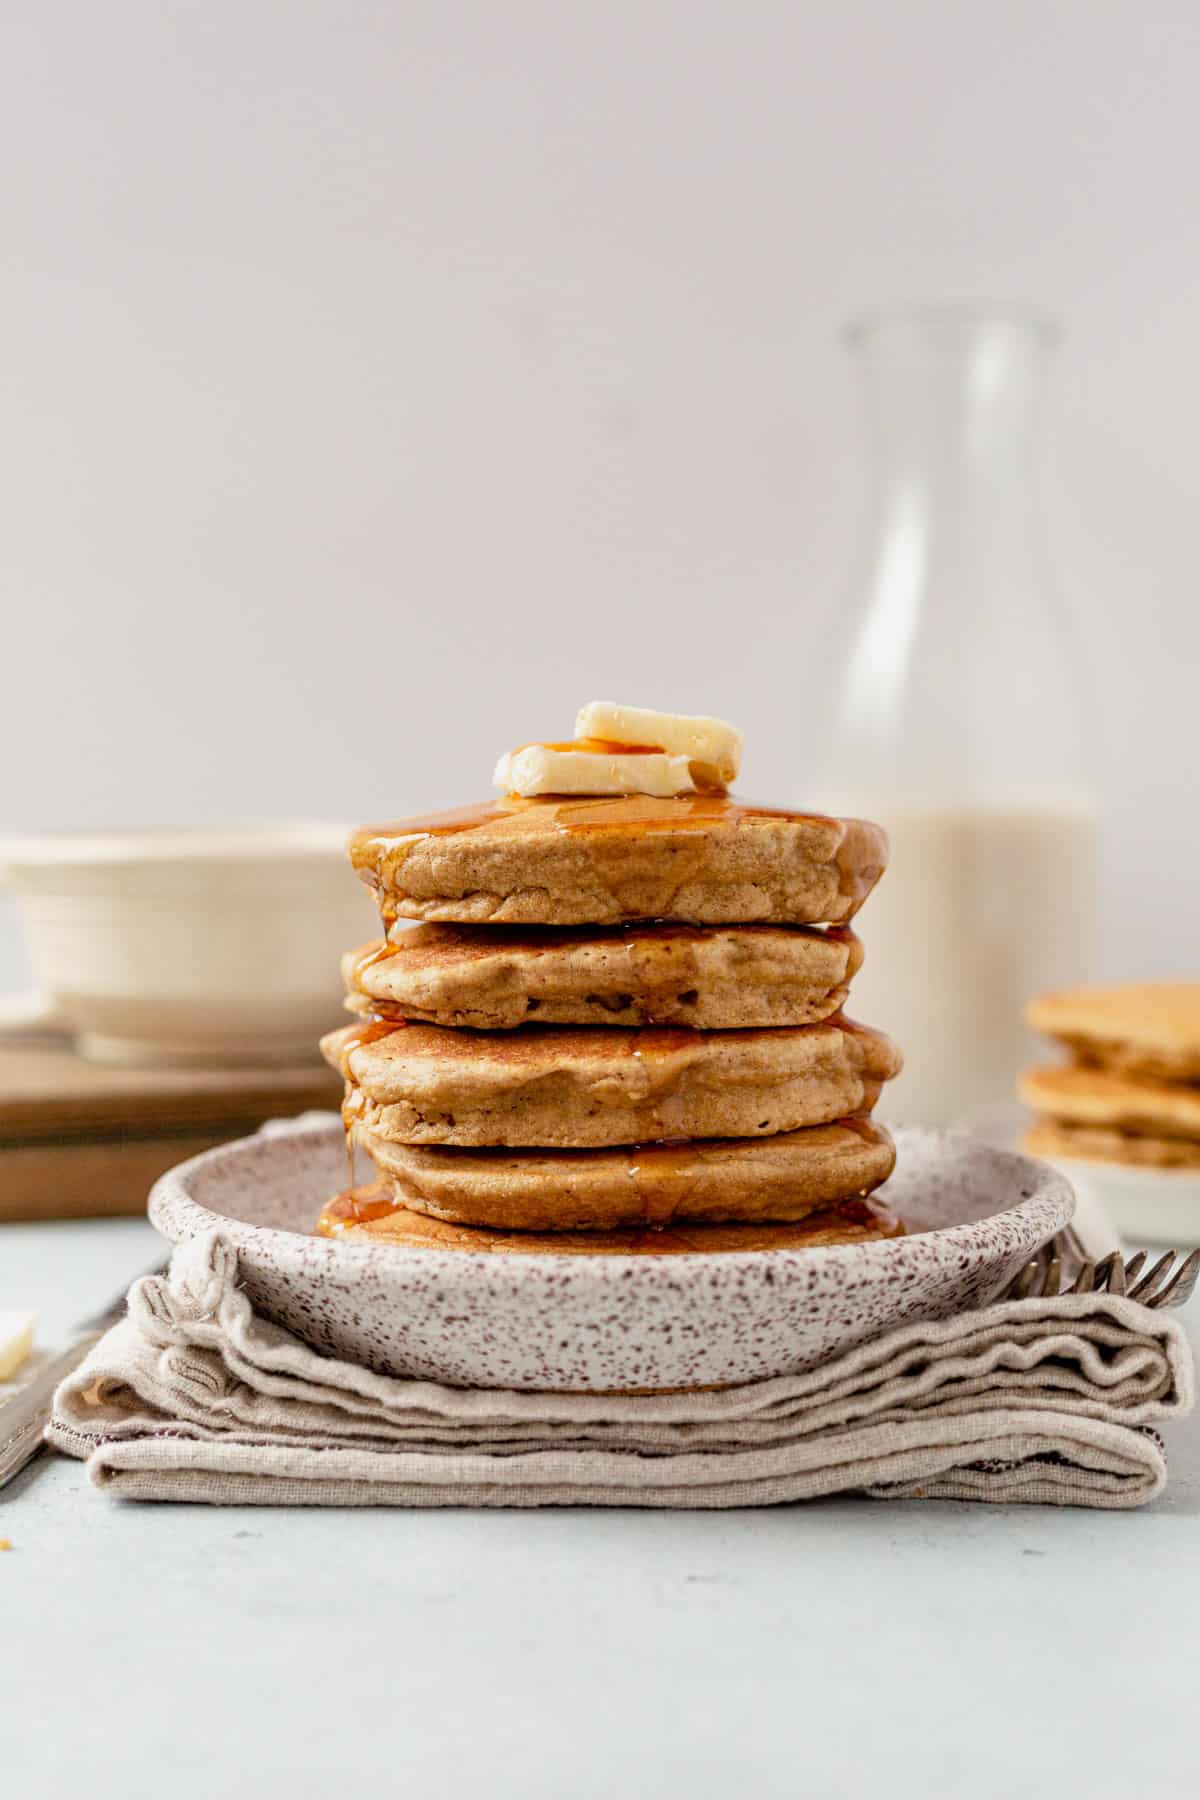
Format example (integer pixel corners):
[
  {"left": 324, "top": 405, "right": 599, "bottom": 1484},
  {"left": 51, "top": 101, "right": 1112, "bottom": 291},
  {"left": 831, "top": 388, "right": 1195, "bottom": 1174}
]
[
  {"left": 354, "top": 1119, "right": 896, "bottom": 1229},
  {"left": 343, "top": 922, "right": 863, "bottom": 1031},
  {"left": 1020, "top": 1064, "right": 1200, "bottom": 1142},
  {"left": 1025, "top": 1120, "right": 1200, "bottom": 1170},
  {"left": 317, "top": 1181, "right": 903, "bottom": 1251},
  {"left": 349, "top": 794, "right": 887, "bottom": 927},
  {"left": 324, "top": 1017, "right": 901, "bottom": 1149},
  {"left": 1026, "top": 983, "right": 1200, "bottom": 1083}
]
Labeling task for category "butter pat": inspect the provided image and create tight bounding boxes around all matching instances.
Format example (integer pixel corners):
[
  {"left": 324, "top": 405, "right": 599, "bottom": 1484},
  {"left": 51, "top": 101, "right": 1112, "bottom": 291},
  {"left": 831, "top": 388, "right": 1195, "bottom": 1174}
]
[
  {"left": 574, "top": 702, "right": 742, "bottom": 788},
  {"left": 495, "top": 745, "right": 695, "bottom": 799},
  {"left": 0, "top": 1311, "right": 36, "bottom": 1381}
]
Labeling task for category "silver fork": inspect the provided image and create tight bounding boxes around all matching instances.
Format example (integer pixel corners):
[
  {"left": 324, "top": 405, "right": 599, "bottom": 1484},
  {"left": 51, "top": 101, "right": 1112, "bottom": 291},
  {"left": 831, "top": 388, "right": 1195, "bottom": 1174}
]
[
  {"left": 1004, "top": 1241, "right": 1200, "bottom": 1308},
  {"left": 0, "top": 1259, "right": 170, "bottom": 1490}
]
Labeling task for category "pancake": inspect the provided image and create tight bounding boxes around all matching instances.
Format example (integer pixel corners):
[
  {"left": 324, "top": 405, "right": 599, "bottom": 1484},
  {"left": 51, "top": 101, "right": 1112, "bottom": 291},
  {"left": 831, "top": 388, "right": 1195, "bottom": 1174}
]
[
  {"left": 342, "top": 921, "right": 863, "bottom": 1031},
  {"left": 1027, "top": 984, "right": 1200, "bottom": 1082},
  {"left": 1025, "top": 1120, "right": 1200, "bottom": 1170},
  {"left": 353, "top": 1118, "right": 896, "bottom": 1229},
  {"left": 324, "top": 1016, "right": 902, "bottom": 1149},
  {"left": 316, "top": 1178, "right": 902, "bottom": 1250},
  {"left": 349, "top": 794, "right": 887, "bottom": 927},
  {"left": 1020, "top": 1063, "right": 1200, "bottom": 1142}
]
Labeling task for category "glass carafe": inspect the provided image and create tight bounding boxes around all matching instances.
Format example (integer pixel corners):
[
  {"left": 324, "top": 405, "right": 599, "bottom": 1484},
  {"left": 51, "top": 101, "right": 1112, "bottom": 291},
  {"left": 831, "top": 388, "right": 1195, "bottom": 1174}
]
[{"left": 811, "top": 309, "right": 1095, "bottom": 1129}]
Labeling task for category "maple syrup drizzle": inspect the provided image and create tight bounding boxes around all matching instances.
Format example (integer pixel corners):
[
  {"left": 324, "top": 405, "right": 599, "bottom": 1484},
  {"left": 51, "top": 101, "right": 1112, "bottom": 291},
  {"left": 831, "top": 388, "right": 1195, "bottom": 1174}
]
[
  {"left": 352, "top": 794, "right": 842, "bottom": 849},
  {"left": 346, "top": 939, "right": 404, "bottom": 992},
  {"left": 339, "top": 1083, "right": 371, "bottom": 1188},
  {"left": 514, "top": 738, "right": 664, "bottom": 755},
  {"left": 315, "top": 1186, "right": 902, "bottom": 1245},
  {"left": 349, "top": 794, "right": 887, "bottom": 922},
  {"left": 626, "top": 1027, "right": 696, "bottom": 1128},
  {"left": 547, "top": 794, "right": 825, "bottom": 834},
  {"left": 618, "top": 924, "right": 705, "bottom": 1023},
  {"left": 836, "top": 1114, "right": 889, "bottom": 1146},
  {"left": 348, "top": 998, "right": 411, "bottom": 1025},
  {"left": 350, "top": 800, "right": 514, "bottom": 861},
  {"left": 623, "top": 1142, "right": 703, "bottom": 1228},
  {"left": 335, "top": 1017, "right": 405, "bottom": 1184},
  {"left": 826, "top": 1011, "right": 889, "bottom": 1047},
  {"left": 335, "top": 1017, "right": 405, "bottom": 1066},
  {"left": 318, "top": 1183, "right": 402, "bottom": 1239}
]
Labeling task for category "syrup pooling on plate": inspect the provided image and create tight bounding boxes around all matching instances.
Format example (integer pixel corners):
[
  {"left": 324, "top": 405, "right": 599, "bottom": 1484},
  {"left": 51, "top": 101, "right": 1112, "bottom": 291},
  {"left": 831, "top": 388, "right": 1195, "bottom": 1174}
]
[{"left": 318, "top": 1183, "right": 401, "bottom": 1238}]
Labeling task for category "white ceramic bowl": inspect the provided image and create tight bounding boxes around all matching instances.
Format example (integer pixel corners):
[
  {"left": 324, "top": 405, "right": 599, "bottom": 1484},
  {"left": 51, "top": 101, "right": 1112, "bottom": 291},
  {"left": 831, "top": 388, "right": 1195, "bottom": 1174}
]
[
  {"left": 0, "top": 824, "right": 378, "bottom": 1066},
  {"left": 149, "top": 1119, "right": 1074, "bottom": 1391},
  {"left": 1040, "top": 1153, "right": 1200, "bottom": 1249}
]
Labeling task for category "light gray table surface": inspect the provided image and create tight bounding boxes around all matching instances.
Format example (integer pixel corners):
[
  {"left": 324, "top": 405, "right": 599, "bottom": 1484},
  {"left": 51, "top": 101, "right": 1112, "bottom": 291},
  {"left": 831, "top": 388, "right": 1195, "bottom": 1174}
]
[{"left": 2, "top": 1214, "right": 1197, "bottom": 1800}]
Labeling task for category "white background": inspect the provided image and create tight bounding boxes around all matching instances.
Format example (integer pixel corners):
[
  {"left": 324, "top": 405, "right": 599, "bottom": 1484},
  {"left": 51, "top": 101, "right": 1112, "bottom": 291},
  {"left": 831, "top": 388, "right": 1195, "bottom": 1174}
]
[{"left": 3, "top": 1, "right": 1198, "bottom": 988}]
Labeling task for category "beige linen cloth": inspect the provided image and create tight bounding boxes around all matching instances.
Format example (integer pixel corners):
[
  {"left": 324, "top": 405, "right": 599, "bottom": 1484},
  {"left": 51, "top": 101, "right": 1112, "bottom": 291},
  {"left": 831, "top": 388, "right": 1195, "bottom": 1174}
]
[{"left": 46, "top": 1230, "right": 1193, "bottom": 1509}]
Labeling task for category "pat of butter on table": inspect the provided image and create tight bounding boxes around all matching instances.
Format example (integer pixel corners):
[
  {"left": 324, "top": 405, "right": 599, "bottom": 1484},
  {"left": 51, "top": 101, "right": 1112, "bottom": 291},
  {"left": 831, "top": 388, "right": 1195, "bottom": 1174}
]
[{"left": 0, "top": 1312, "right": 36, "bottom": 1380}]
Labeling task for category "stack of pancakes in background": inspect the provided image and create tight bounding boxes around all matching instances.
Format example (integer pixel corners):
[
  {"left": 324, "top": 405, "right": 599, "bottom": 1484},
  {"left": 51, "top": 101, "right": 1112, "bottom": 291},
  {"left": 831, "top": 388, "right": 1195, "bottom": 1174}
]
[
  {"left": 318, "top": 705, "right": 903, "bottom": 1254},
  {"left": 1022, "top": 984, "right": 1200, "bottom": 1170}
]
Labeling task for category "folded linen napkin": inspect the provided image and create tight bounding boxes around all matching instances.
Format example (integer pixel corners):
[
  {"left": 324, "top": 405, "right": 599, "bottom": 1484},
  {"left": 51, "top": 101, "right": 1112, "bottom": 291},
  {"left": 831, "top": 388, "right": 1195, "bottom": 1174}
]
[{"left": 47, "top": 1230, "right": 1193, "bottom": 1509}]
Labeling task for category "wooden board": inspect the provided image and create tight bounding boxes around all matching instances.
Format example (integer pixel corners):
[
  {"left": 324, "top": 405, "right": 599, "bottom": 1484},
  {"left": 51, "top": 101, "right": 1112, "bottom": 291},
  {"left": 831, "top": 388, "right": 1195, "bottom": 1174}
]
[
  {"left": 0, "top": 1129, "right": 267, "bottom": 1222},
  {"left": 0, "top": 1040, "right": 341, "bottom": 1141},
  {"left": 0, "top": 1040, "right": 342, "bottom": 1220}
]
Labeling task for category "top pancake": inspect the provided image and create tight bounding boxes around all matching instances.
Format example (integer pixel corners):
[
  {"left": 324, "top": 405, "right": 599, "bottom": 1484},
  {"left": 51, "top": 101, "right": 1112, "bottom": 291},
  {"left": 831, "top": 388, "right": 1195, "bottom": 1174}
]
[
  {"left": 342, "top": 921, "right": 863, "bottom": 1030},
  {"left": 1027, "top": 983, "right": 1200, "bottom": 1082},
  {"left": 349, "top": 794, "right": 887, "bottom": 927}
]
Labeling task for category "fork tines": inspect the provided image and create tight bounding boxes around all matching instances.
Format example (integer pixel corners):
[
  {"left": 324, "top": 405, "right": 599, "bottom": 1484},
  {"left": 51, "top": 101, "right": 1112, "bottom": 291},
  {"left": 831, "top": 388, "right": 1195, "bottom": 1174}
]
[{"left": 1004, "top": 1243, "right": 1200, "bottom": 1309}]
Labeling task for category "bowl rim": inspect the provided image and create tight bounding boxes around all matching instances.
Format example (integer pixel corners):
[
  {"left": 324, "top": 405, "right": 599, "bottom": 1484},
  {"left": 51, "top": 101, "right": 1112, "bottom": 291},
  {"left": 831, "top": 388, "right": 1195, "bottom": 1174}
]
[
  {"left": 148, "top": 1117, "right": 1075, "bottom": 1284},
  {"left": 0, "top": 820, "right": 356, "bottom": 871}
]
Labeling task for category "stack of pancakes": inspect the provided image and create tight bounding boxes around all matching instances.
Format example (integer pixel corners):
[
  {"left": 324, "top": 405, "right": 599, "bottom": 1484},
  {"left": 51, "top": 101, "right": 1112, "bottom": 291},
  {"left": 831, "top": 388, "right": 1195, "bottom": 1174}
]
[
  {"left": 1022, "top": 984, "right": 1200, "bottom": 1170},
  {"left": 317, "top": 791, "right": 903, "bottom": 1253}
]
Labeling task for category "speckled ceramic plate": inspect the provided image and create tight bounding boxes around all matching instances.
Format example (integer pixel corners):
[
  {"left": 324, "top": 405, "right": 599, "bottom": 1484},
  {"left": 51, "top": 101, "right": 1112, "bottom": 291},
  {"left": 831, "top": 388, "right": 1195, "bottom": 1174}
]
[{"left": 148, "top": 1119, "right": 1073, "bottom": 1391}]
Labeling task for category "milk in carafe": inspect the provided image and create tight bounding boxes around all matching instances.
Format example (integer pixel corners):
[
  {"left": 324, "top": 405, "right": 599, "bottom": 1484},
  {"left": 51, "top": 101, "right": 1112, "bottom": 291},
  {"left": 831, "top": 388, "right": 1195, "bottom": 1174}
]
[
  {"left": 837, "top": 803, "right": 1094, "bottom": 1126},
  {"left": 809, "top": 310, "right": 1095, "bottom": 1125}
]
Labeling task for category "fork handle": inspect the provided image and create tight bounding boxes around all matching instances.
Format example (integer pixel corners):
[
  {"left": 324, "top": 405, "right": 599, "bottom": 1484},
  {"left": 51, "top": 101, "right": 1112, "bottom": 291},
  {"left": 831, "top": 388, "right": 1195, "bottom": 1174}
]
[{"left": 0, "top": 1334, "right": 103, "bottom": 1489}]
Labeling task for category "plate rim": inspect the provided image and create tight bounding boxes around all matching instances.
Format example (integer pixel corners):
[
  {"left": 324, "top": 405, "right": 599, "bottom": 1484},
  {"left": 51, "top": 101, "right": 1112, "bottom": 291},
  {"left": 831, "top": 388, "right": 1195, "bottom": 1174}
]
[{"left": 148, "top": 1117, "right": 1075, "bottom": 1285}]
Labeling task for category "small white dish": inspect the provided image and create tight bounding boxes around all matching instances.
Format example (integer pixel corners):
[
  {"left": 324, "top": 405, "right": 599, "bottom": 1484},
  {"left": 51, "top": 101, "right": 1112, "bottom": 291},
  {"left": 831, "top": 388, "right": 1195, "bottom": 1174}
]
[
  {"left": 0, "top": 824, "right": 378, "bottom": 1067},
  {"left": 149, "top": 1119, "right": 1074, "bottom": 1391},
  {"left": 1041, "top": 1154, "right": 1200, "bottom": 1249}
]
